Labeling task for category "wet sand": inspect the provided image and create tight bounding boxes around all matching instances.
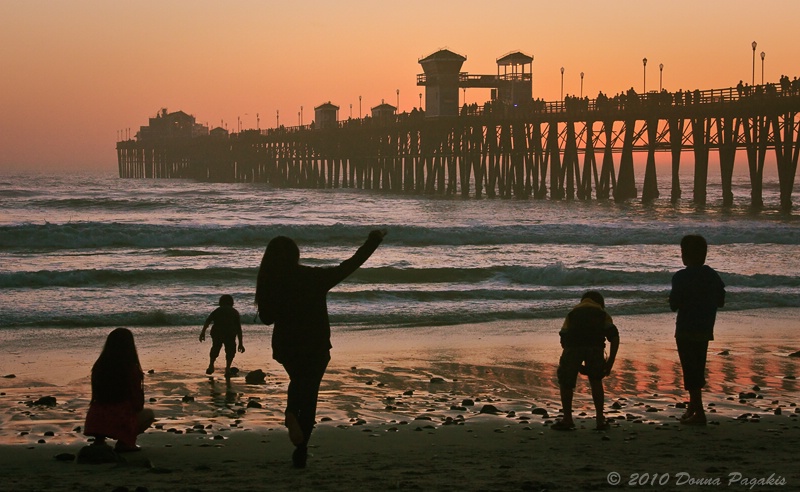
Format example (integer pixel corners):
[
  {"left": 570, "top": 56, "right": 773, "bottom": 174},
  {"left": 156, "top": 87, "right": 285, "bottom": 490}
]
[{"left": 1, "top": 309, "right": 799, "bottom": 491}]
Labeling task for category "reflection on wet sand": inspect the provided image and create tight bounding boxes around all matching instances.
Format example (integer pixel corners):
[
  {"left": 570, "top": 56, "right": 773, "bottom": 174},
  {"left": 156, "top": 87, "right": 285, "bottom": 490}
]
[
  {"left": 1, "top": 327, "right": 798, "bottom": 447},
  {"left": 207, "top": 377, "right": 236, "bottom": 407}
]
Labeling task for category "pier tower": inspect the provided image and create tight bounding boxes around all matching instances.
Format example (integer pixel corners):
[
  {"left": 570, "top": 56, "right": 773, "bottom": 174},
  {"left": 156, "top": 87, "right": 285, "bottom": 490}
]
[
  {"left": 371, "top": 102, "right": 397, "bottom": 119},
  {"left": 496, "top": 51, "right": 533, "bottom": 106},
  {"left": 314, "top": 102, "right": 339, "bottom": 129},
  {"left": 417, "top": 49, "right": 466, "bottom": 118}
]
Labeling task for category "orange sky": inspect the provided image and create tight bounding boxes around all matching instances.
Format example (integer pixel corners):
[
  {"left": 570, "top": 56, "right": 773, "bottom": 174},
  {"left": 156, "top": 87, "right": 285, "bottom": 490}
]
[{"left": 1, "top": 0, "right": 798, "bottom": 172}]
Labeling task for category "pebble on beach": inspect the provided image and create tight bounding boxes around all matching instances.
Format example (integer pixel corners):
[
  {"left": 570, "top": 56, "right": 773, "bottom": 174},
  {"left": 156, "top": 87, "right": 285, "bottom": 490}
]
[
  {"left": 27, "top": 396, "right": 57, "bottom": 407},
  {"left": 479, "top": 404, "right": 502, "bottom": 414},
  {"left": 245, "top": 370, "right": 267, "bottom": 384}
]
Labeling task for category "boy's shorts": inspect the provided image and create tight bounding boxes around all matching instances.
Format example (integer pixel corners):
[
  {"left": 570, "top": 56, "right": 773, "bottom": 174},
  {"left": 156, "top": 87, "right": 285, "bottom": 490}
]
[
  {"left": 557, "top": 346, "right": 606, "bottom": 388},
  {"left": 676, "top": 338, "right": 708, "bottom": 390},
  {"left": 211, "top": 336, "right": 236, "bottom": 357}
]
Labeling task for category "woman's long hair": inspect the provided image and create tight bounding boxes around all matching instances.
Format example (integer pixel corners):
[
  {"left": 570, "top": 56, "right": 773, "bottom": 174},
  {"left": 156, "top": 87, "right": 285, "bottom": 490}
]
[
  {"left": 255, "top": 236, "right": 299, "bottom": 324},
  {"left": 91, "top": 328, "right": 143, "bottom": 403}
]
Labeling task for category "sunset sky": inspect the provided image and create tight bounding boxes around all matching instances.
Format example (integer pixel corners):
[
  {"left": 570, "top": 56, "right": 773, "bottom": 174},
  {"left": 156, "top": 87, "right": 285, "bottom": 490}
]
[{"left": 1, "top": 0, "right": 798, "bottom": 172}]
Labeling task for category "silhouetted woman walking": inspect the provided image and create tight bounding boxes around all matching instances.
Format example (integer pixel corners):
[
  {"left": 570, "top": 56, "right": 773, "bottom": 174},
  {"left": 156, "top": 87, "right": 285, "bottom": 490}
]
[{"left": 255, "top": 229, "right": 385, "bottom": 468}]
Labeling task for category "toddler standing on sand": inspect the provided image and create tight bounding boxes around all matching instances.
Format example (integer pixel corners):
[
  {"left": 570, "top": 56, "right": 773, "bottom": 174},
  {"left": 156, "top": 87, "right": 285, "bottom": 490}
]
[
  {"left": 669, "top": 234, "right": 725, "bottom": 425},
  {"left": 199, "top": 294, "right": 245, "bottom": 378}
]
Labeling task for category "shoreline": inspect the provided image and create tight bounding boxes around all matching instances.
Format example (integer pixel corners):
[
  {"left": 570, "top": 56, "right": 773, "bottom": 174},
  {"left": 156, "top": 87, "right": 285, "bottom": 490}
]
[{"left": 1, "top": 308, "right": 799, "bottom": 490}]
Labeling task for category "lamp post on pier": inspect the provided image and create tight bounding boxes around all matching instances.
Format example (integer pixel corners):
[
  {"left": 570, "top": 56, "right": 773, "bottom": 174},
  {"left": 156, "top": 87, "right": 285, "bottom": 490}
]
[
  {"left": 359, "top": 96, "right": 362, "bottom": 118},
  {"left": 659, "top": 63, "right": 664, "bottom": 91},
  {"left": 276, "top": 110, "right": 279, "bottom": 127},
  {"left": 396, "top": 89, "right": 399, "bottom": 110},
  {"left": 751, "top": 41, "right": 757, "bottom": 86},
  {"left": 642, "top": 58, "right": 647, "bottom": 93},
  {"left": 419, "top": 92, "right": 422, "bottom": 110},
  {"left": 580, "top": 72, "right": 584, "bottom": 98},
  {"left": 560, "top": 67, "right": 564, "bottom": 101},
  {"left": 761, "top": 51, "right": 765, "bottom": 85}
]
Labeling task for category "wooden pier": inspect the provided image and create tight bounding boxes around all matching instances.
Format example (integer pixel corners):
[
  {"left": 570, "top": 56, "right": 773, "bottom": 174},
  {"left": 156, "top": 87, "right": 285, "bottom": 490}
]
[{"left": 117, "top": 85, "right": 800, "bottom": 210}]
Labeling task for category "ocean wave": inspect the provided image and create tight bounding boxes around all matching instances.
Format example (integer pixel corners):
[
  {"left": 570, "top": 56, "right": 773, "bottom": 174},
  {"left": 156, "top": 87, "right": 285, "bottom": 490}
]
[
  {"left": 358, "top": 265, "right": 800, "bottom": 289},
  {"left": 2, "top": 289, "right": 797, "bottom": 329},
  {"left": 0, "top": 308, "right": 571, "bottom": 329},
  {"left": 0, "top": 309, "right": 187, "bottom": 329},
  {"left": 2, "top": 221, "right": 800, "bottom": 251},
  {"left": 163, "top": 249, "right": 222, "bottom": 257},
  {"left": 30, "top": 198, "right": 176, "bottom": 211},
  {"left": 0, "top": 189, "right": 38, "bottom": 198},
  {"left": 0, "top": 267, "right": 255, "bottom": 288},
  {"left": 2, "top": 263, "right": 798, "bottom": 289}
]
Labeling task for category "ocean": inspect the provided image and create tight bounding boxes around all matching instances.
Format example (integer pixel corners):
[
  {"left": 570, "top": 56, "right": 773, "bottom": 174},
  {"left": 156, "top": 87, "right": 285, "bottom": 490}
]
[{"left": 0, "top": 169, "right": 798, "bottom": 335}]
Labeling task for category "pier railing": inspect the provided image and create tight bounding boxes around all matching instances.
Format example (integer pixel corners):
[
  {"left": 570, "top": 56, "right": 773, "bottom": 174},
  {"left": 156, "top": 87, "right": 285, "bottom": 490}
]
[{"left": 241, "top": 82, "right": 798, "bottom": 134}]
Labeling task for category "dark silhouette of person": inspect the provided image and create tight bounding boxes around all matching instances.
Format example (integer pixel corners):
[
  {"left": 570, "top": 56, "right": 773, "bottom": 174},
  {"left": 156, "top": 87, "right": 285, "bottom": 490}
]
[
  {"left": 780, "top": 75, "right": 790, "bottom": 93},
  {"left": 199, "top": 294, "right": 244, "bottom": 378},
  {"left": 669, "top": 235, "right": 725, "bottom": 425},
  {"left": 552, "top": 291, "right": 620, "bottom": 431},
  {"left": 255, "top": 229, "right": 386, "bottom": 468},
  {"left": 84, "top": 328, "right": 155, "bottom": 452}
]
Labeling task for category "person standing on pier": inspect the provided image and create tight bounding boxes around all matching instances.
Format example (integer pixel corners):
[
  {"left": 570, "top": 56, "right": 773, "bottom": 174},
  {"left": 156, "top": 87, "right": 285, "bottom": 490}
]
[
  {"left": 669, "top": 234, "right": 726, "bottom": 425},
  {"left": 255, "top": 229, "right": 386, "bottom": 468}
]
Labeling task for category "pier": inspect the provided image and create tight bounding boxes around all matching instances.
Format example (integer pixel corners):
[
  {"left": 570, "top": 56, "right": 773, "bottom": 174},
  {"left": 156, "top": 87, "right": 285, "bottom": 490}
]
[{"left": 117, "top": 50, "right": 800, "bottom": 210}]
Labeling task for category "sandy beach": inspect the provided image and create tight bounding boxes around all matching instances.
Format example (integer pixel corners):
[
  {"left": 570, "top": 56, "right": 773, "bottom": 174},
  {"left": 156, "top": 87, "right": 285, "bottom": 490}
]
[{"left": 1, "top": 309, "right": 799, "bottom": 491}]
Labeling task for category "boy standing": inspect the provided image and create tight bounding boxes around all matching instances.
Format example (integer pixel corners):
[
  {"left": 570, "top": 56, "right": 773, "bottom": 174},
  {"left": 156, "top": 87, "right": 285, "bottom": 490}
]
[
  {"left": 553, "top": 291, "right": 620, "bottom": 431},
  {"left": 669, "top": 234, "right": 725, "bottom": 425},
  {"left": 199, "top": 294, "right": 244, "bottom": 378}
]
